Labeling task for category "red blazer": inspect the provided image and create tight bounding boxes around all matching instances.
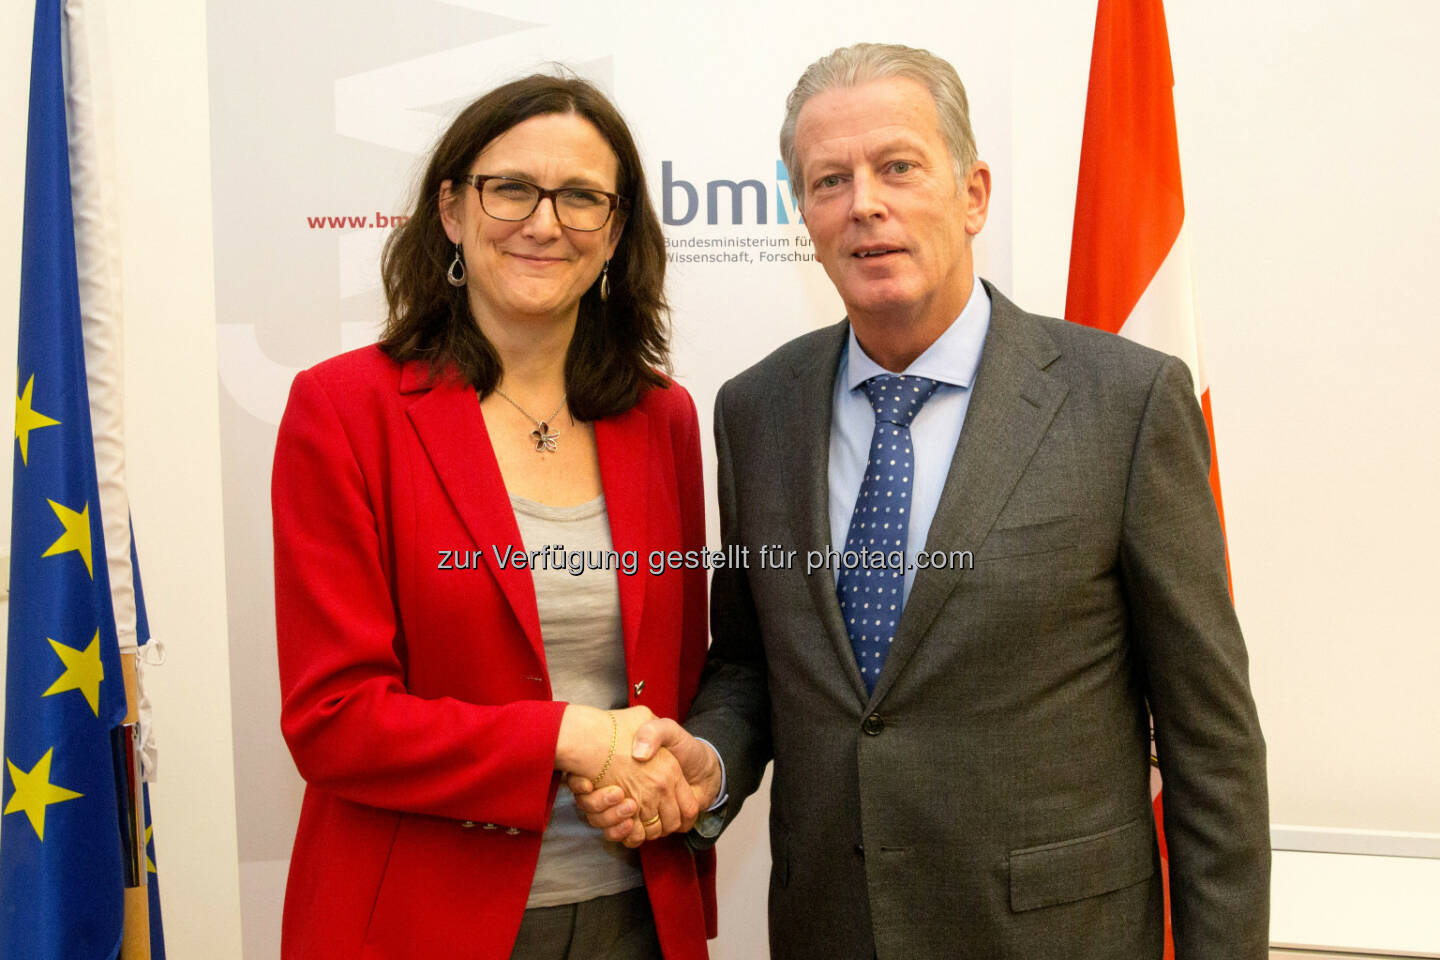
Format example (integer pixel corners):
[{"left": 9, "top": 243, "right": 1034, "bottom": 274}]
[{"left": 272, "top": 346, "right": 714, "bottom": 960}]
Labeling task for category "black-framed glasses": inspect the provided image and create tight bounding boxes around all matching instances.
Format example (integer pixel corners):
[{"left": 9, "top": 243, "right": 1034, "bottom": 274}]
[{"left": 459, "top": 174, "right": 622, "bottom": 232}]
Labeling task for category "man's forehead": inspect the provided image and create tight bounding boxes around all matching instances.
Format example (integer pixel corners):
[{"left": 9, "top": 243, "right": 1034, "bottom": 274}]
[
  {"left": 796, "top": 78, "right": 939, "bottom": 136},
  {"left": 799, "top": 127, "right": 935, "bottom": 166},
  {"left": 794, "top": 78, "right": 944, "bottom": 160}
]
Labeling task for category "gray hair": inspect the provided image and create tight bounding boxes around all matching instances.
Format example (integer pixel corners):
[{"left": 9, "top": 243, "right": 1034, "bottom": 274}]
[{"left": 780, "top": 42, "right": 977, "bottom": 204}]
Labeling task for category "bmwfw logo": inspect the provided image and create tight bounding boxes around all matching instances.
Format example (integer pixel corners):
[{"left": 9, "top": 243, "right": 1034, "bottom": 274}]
[{"left": 660, "top": 160, "right": 804, "bottom": 226}]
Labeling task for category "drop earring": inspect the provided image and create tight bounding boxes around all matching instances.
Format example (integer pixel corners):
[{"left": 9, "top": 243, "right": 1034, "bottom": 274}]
[
  {"left": 446, "top": 243, "right": 466, "bottom": 287},
  {"left": 599, "top": 259, "right": 610, "bottom": 302}
]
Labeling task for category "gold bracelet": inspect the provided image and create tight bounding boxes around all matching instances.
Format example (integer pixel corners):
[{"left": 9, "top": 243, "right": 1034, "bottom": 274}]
[{"left": 592, "top": 712, "right": 618, "bottom": 787}]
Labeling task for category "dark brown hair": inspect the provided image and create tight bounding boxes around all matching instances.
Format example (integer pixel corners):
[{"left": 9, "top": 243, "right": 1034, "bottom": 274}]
[{"left": 379, "top": 74, "right": 669, "bottom": 420}]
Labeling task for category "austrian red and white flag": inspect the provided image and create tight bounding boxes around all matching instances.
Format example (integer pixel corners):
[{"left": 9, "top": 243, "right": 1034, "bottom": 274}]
[{"left": 1066, "top": 1, "right": 1230, "bottom": 957}]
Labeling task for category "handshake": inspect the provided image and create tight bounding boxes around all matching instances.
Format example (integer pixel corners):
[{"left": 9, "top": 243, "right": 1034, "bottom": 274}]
[{"left": 556, "top": 705, "right": 723, "bottom": 848}]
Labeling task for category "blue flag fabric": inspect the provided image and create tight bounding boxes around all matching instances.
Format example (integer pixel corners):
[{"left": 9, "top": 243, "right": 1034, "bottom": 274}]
[
  {"left": 1, "top": 0, "right": 128, "bottom": 956},
  {"left": 141, "top": 787, "right": 165, "bottom": 960}
]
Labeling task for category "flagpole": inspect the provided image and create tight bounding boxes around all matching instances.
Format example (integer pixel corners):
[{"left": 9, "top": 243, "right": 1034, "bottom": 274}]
[{"left": 120, "top": 655, "right": 149, "bottom": 960}]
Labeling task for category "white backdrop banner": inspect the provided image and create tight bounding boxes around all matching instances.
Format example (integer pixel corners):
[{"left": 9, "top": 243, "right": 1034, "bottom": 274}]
[{"left": 206, "top": 2, "right": 1011, "bottom": 955}]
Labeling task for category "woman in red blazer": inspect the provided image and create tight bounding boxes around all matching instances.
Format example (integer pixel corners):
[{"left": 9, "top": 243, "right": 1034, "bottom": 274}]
[{"left": 272, "top": 75, "right": 714, "bottom": 960}]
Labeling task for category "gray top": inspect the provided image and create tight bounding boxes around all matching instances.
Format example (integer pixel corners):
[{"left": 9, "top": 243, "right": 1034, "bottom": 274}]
[{"left": 510, "top": 493, "right": 642, "bottom": 909}]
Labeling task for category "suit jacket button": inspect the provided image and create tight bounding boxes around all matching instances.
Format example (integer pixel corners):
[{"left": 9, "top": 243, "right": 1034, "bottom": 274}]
[
  {"left": 460, "top": 820, "right": 476, "bottom": 829},
  {"left": 854, "top": 843, "right": 865, "bottom": 856},
  {"left": 862, "top": 713, "right": 885, "bottom": 736}
]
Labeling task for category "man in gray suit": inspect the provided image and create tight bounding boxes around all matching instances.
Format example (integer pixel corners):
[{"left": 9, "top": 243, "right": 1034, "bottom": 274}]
[{"left": 576, "top": 42, "right": 1269, "bottom": 959}]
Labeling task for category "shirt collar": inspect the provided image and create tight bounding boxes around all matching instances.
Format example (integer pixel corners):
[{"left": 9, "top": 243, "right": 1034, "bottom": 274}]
[{"left": 844, "top": 271, "right": 992, "bottom": 391}]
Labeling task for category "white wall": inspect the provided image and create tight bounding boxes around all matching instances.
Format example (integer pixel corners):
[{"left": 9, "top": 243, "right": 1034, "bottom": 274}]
[
  {"left": 3, "top": 0, "right": 1439, "bottom": 957},
  {"left": 0, "top": 3, "right": 244, "bottom": 959}
]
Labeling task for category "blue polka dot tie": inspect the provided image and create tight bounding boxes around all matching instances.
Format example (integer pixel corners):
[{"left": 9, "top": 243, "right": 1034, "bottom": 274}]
[{"left": 838, "top": 375, "right": 941, "bottom": 694}]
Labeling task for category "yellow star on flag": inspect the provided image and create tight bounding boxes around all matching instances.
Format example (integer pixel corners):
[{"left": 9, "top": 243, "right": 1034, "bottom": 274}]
[
  {"left": 3, "top": 748, "right": 82, "bottom": 841},
  {"left": 42, "top": 630, "right": 104, "bottom": 716},
  {"left": 41, "top": 499, "right": 93, "bottom": 577},
  {"left": 14, "top": 374, "right": 60, "bottom": 465},
  {"left": 145, "top": 824, "right": 156, "bottom": 873}
]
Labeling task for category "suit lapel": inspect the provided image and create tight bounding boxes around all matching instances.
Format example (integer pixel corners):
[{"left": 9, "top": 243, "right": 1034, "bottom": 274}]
[
  {"left": 869, "top": 286, "right": 1069, "bottom": 706},
  {"left": 403, "top": 365, "right": 545, "bottom": 666},
  {"left": 775, "top": 321, "right": 871, "bottom": 703},
  {"left": 595, "top": 407, "right": 649, "bottom": 667}
]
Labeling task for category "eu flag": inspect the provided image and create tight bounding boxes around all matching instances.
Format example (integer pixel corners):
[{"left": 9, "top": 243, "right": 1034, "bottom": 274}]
[{"left": 1, "top": 0, "right": 128, "bottom": 955}]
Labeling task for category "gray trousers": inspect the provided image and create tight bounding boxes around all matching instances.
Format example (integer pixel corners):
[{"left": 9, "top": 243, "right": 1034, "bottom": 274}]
[{"left": 510, "top": 886, "right": 662, "bottom": 960}]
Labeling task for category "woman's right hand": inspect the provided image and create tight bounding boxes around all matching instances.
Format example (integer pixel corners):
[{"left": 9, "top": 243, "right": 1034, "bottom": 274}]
[{"left": 555, "top": 705, "right": 700, "bottom": 845}]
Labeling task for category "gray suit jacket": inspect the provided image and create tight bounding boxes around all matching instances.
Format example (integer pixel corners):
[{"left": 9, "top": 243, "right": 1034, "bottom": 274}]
[{"left": 686, "top": 283, "right": 1269, "bottom": 960}]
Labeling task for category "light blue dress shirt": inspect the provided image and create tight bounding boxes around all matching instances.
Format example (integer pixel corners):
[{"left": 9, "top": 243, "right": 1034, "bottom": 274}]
[{"left": 828, "top": 274, "right": 991, "bottom": 606}]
